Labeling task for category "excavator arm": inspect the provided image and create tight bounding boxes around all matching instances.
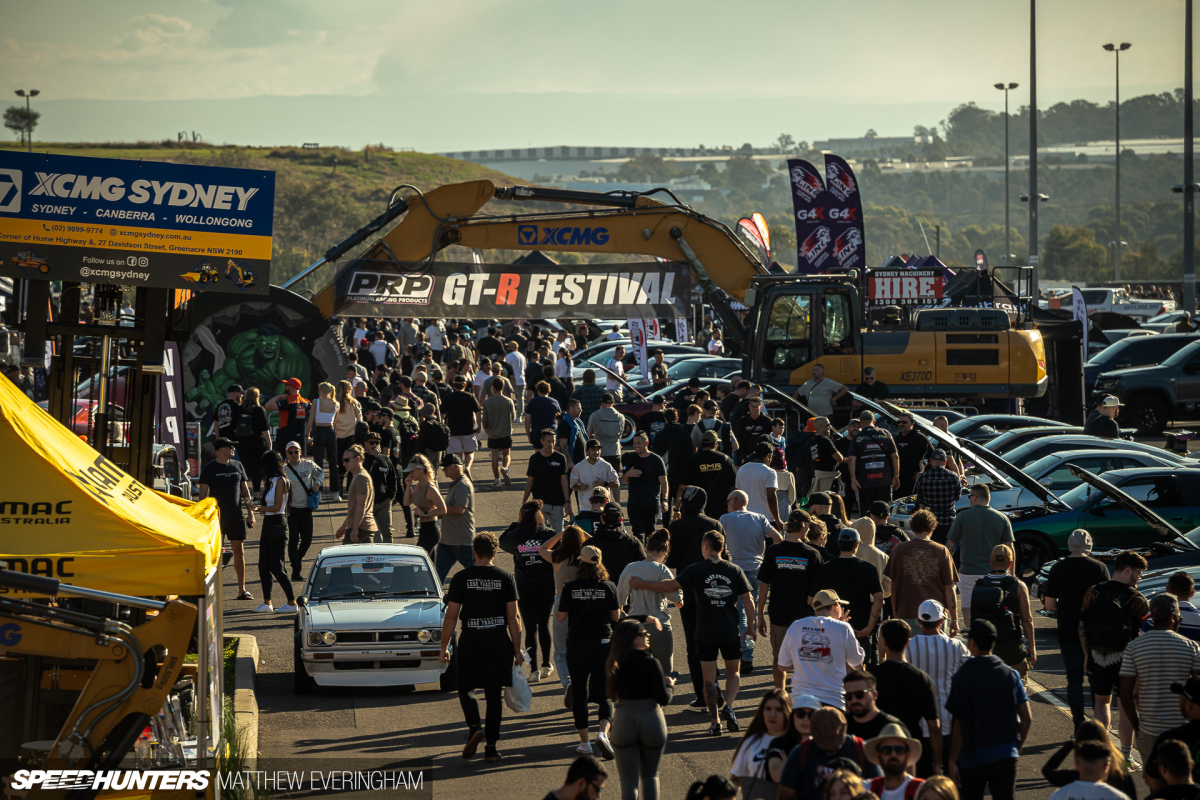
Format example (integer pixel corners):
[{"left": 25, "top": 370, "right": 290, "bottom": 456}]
[
  {"left": 308, "top": 180, "right": 768, "bottom": 341},
  {"left": 0, "top": 567, "right": 197, "bottom": 800}
]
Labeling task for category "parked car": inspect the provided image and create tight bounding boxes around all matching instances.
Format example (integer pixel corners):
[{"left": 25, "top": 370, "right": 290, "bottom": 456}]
[
  {"left": 907, "top": 408, "right": 970, "bottom": 425},
  {"left": 947, "top": 414, "right": 1070, "bottom": 444},
  {"left": 1084, "top": 333, "right": 1199, "bottom": 390},
  {"left": 989, "top": 434, "right": 1193, "bottom": 471},
  {"left": 293, "top": 544, "right": 455, "bottom": 693},
  {"left": 628, "top": 356, "right": 741, "bottom": 387},
  {"left": 1097, "top": 340, "right": 1200, "bottom": 434},
  {"left": 573, "top": 342, "right": 702, "bottom": 380},
  {"left": 1075, "top": 287, "right": 1176, "bottom": 321},
  {"left": 1142, "top": 310, "right": 1196, "bottom": 334}
]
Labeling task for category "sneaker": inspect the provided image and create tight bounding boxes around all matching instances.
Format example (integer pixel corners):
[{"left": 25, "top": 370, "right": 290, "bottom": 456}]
[
  {"left": 501, "top": 466, "right": 511, "bottom": 486},
  {"left": 462, "top": 728, "right": 484, "bottom": 759},
  {"left": 575, "top": 741, "right": 593, "bottom": 755},
  {"left": 595, "top": 731, "right": 615, "bottom": 760},
  {"left": 707, "top": 722, "right": 723, "bottom": 737},
  {"left": 483, "top": 746, "right": 501, "bottom": 763},
  {"left": 252, "top": 603, "right": 273, "bottom": 613},
  {"left": 529, "top": 668, "right": 541, "bottom": 684},
  {"left": 1125, "top": 757, "right": 1142, "bottom": 772},
  {"left": 539, "top": 665, "right": 555, "bottom": 681},
  {"left": 724, "top": 706, "right": 740, "bottom": 733},
  {"left": 740, "top": 660, "right": 755, "bottom": 676},
  {"left": 277, "top": 603, "right": 297, "bottom": 613},
  {"left": 686, "top": 697, "right": 708, "bottom": 713},
  {"left": 563, "top": 681, "right": 574, "bottom": 709},
  {"left": 493, "top": 480, "right": 502, "bottom": 490},
  {"left": 290, "top": 572, "right": 303, "bottom": 582}
]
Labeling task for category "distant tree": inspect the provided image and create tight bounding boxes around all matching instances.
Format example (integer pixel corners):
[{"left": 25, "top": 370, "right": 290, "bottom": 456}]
[
  {"left": 3, "top": 106, "right": 39, "bottom": 144},
  {"left": 775, "top": 133, "right": 796, "bottom": 152},
  {"left": 1041, "top": 224, "right": 1107, "bottom": 281},
  {"left": 865, "top": 128, "right": 878, "bottom": 139}
]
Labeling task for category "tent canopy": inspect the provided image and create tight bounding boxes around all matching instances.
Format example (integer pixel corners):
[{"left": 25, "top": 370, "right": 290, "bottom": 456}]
[{"left": 0, "top": 378, "right": 220, "bottom": 595}]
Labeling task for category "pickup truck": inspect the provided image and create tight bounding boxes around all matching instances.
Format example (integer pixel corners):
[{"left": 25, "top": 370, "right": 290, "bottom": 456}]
[
  {"left": 1097, "top": 339, "right": 1200, "bottom": 434},
  {"left": 1077, "top": 287, "right": 1176, "bottom": 321}
]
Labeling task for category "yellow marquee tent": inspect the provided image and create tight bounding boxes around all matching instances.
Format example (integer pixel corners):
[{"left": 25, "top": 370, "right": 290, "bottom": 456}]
[{"left": 0, "top": 377, "right": 220, "bottom": 595}]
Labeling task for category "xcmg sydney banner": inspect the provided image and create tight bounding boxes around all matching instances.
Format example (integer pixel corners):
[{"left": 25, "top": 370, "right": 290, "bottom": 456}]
[
  {"left": 335, "top": 261, "right": 692, "bottom": 319},
  {"left": 786, "top": 159, "right": 832, "bottom": 273}
]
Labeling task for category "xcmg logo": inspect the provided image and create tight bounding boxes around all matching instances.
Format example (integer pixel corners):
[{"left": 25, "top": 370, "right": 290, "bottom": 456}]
[
  {"left": 516, "top": 225, "right": 610, "bottom": 247},
  {"left": 0, "top": 622, "right": 22, "bottom": 646},
  {"left": 0, "top": 168, "right": 21, "bottom": 213}
]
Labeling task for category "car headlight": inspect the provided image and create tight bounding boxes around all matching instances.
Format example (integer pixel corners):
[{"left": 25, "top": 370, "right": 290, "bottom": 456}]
[
  {"left": 431, "top": 630, "right": 442, "bottom": 643},
  {"left": 307, "top": 631, "right": 325, "bottom": 647},
  {"left": 417, "top": 629, "right": 432, "bottom": 643},
  {"left": 323, "top": 631, "right": 338, "bottom": 645}
]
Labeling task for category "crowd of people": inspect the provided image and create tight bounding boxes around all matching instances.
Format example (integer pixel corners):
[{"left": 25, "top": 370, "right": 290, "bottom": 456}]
[{"left": 191, "top": 315, "right": 1200, "bottom": 800}]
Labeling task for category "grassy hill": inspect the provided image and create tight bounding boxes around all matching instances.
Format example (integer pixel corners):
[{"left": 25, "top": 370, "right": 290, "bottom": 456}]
[{"left": 0, "top": 141, "right": 519, "bottom": 292}]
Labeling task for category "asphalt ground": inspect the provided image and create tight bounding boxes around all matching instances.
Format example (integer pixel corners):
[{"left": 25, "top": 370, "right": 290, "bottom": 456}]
[{"left": 220, "top": 434, "right": 1167, "bottom": 800}]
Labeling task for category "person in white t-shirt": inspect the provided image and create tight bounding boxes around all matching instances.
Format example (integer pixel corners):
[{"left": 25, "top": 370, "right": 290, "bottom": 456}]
[
  {"left": 708, "top": 328, "right": 724, "bottom": 355},
  {"left": 777, "top": 589, "right": 865, "bottom": 709},
  {"left": 368, "top": 332, "right": 396, "bottom": 369},
  {"left": 505, "top": 341, "right": 527, "bottom": 417},
  {"left": 793, "top": 363, "right": 847, "bottom": 417},
  {"left": 730, "top": 688, "right": 793, "bottom": 796},
  {"left": 569, "top": 440, "right": 621, "bottom": 509},
  {"left": 425, "top": 321, "right": 446, "bottom": 358},
  {"left": 605, "top": 345, "right": 627, "bottom": 397},
  {"left": 605, "top": 325, "right": 623, "bottom": 341},
  {"left": 1046, "top": 740, "right": 1132, "bottom": 800},
  {"left": 735, "top": 441, "right": 783, "bottom": 528}
]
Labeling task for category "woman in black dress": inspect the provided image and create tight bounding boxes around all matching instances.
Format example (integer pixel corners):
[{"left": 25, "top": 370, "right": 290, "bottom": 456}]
[
  {"left": 557, "top": 545, "right": 621, "bottom": 760},
  {"left": 237, "top": 387, "right": 271, "bottom": 494},
  {"left": 500, "top": 500, "right": 557, "bottom": 683},
  {"left": 440, "top": 531, "right": 522, "bottom": 763}
]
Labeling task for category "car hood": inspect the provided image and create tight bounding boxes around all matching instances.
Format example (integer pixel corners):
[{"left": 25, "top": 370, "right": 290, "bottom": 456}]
[
  {"left": 1066, "top": 465, "right": 1194, "bottom": 547},
  {"left": 959, "top": 439, "right": 1066, "bottom": 510},
  {"left": 303, "top": 598, "right": 444, "bottom": 630},
  {"left": 1096, "top": 364, "right": 1165, "bottom": 382}
]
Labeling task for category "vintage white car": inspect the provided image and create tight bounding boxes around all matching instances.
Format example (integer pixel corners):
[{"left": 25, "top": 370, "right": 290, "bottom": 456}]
[{"left": 293, "top": 544, "right": 456, "bottom": 693}]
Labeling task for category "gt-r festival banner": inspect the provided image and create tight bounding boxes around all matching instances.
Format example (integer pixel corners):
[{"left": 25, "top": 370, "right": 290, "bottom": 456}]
[
  {"left": 335, "top": 261, "right": 692, "bottom": 319},
  {"left": 824, "top": 155, "right": 866, "bottom": 272},
  {"left": 786, "top": 159, "right": 832, "bottom": 274},
  {"left": 0, "top": 151, "right": 274, "bottom": 294}
]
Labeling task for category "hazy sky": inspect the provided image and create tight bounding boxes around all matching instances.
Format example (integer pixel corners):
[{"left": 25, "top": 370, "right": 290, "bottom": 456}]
[{"left": 0, "top": 0, "right": 1192, "bottom": 150}]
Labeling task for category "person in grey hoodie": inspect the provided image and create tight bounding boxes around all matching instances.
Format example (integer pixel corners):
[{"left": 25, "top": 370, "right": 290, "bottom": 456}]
[
  {"left": 586, "top": 393, "right": 625, "bottom": 460},
  {"left": 616, "top": 531, "right": 682, "bottom": 674}
]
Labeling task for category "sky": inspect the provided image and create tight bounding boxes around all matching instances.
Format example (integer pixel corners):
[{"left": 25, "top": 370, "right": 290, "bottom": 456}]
[{"left": 0, "top": 0, "right": 1192, "bottom": 151}]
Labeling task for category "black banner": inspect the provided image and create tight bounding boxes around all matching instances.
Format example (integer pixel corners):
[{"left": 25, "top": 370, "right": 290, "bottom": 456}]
[
  {"left": 824, "top": 154, "right": 866, "bottom": 273},
  {"left": 786, "top": 160, "right": 832, "bottom": 273},
  {"left": 334, "top": 260, "right": 692, "bottom": 319}
]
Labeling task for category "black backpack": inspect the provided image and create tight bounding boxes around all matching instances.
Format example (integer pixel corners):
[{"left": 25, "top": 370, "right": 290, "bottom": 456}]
[
  {"left": 970, "top": 574, "right": 1027, "bottom": 666},
  {"left": 424, "top": 420, "right": 450, "bottom": 451},
  {"left": 1083, "top": 581, "right": 1137, "bottom": 653},
  {"left": 234, "top": 410, "right": 254, "bottom": 439}
]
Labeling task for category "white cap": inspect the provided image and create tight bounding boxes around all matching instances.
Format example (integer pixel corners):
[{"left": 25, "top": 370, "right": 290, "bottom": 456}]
[
  {"left": 792, "top": 694, "right": 822, "bottom": 711},
  {"left": 918, "top": 599, "right": 946, "bottom": 623}
]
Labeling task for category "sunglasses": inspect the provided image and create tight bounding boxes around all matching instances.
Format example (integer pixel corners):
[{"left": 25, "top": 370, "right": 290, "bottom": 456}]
[
  {"left": 844, "top": 690, "right": 871, "bottom": 700},
  {"left": 793, "top": 708, "right": 815, "bottom": 719},
  {"left": 343, "top": 456, "right": 359, "bottom": 463},
  {"left": 865, "top": 376, "right": 876, "bottom": 381},
  {"left": 877, "top": 745, "right": 910, "bottom": 755}
]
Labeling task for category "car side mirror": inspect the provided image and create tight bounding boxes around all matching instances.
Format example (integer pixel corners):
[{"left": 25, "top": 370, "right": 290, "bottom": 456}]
[
  {"left": 296, "top": 596, "right": 307, "bottom": 607},
  {"left": 1039, "top": 478, "right": 1053, "bottom": 487}
]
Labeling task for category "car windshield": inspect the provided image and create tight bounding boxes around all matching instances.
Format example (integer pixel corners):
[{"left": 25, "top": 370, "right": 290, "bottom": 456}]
[
  {"left": 1086, "top": 340, "right": 1140, "bottom": 366},
  {"left": 947, "top": 418, "right": 979, "bottom": 435},
  {"left": 1163, "top": 340, "right": 1200, "bottom": 368},
  {"left": 1056, "top": 481, "right": 1104, "bottom": 509},
  {"left": 309, "top": 554, "right": 439, "bottom": 600}
]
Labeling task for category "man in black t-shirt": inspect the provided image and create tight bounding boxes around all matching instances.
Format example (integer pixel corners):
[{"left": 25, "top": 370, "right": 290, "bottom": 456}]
[
  {"left": 621, "top": 433, "right": 668, "bottom": 540},
  {"left": 443, "top": 375, "right": 484, "bottom": 475},
  {"left": 731, "top": 397, "right": 772, "bottom": 465},
  {"left": 214, "top": 384, "right": 243, "bottom": 440},
  {"left": 757, "top": 508, "right": 826, "bottom": 691},
  {"left": 808, "top": 417, "right": 844, "bottom": 495},
  {"left": 869, "top": 620, "right": 942, "bottom": 776},
  {"left": 843, "top": 668, "right": 906, "bottom": 741},
  {"left": 632, "top": 530, "right": 755, "bottom": 735},
  {"left": 198, "top": 437, "right": 256, "bottom": 600},
  {"left": 846, "top": 411, "right": 899, "bottom": 513},
  {"left": 892, "top": 413, "right": 932, "bottom": 499},
  {"left": 1144, "top": 677, "right": 1200, "bottom": 790},
  {"left": 678, "top": 430, "right": 738, "bottom": 520},
  {"left": 812, "top": 527, "right": 885, "bottom": 664},
  {"left": 477, "top": 326, "right": 505, "bottom": 359},
  {"left": 637, "top": 396, "right": 668, "bottom": 445},
  {"left": 523, "top": 429, "right": 570, "bottom": 531}
]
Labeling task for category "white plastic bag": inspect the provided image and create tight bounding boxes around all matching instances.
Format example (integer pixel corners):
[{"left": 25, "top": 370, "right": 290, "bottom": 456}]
[{"left": 504, "top": 650, "right": 532, "bottom": 713}]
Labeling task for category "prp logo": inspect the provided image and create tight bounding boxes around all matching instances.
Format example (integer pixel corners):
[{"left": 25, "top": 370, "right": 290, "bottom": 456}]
[
  {"left": 0, "top": 622, "right": 22, "bottom": 646},
  {"left": 517, "top": 225, "right": 539, "bottom": 246},
  {"left": 346, "top": 271, "right": 435, "bottom": 305},
  {"left": 0, "top": 168, "right": 21, "bottom": 213}
]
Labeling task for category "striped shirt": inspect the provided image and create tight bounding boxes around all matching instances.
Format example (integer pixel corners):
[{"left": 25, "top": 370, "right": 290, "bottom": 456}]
[
  {"left": 1120, "top": 629, "right": 1200, "bottom": 736},
  {"left": 906, "top": 631, "right": 970, "bottom": 735}
]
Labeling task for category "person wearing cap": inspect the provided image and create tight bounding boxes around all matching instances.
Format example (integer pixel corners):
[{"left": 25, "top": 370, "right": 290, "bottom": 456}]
[
  {"left": 572, "top": 486, "right": 611, "bottom": 535},
  {"left": 804, "top": 417, "right": 845, "bottom": 496},
  {"left": 435, "top": 453, "right": 476, "bottom": 582},
  {"left": 773, "top": 586, "right": 865, "bottom": 711},
  {"left": 811, "top": 527, "right": 884, "bottom": 664},
  {"left": 804, "top": 492, "right": 843, "bottom": 557},
  {"left": 884, "top": 510, "right": 957, "bottom": 633},
  {"left": 731, "top": 395, "right": 772, "bottom": 465},
  {"left": 969, "top": 544, "right": 1036, "bottom": 683},
  {"left": 589, "top": 504, "right": 646, "bottom": 586},
  {"left": 214, "top": 383, "right": 244, "bottom": 441},
  {"left": 688, "top": 398, "right": 728, "bottom": 454},
  {"left": 758, "top": 509, "right": 826, "bottom": 691},
  {"left": 778, "top": 707, "right": 882, "bottom": 800},
  {"left": 1120, "top": 591, "right": 1200, "bottom": 764},
  {"left": 637, "top": 396, "right": 668, "bottom": 446},
  {"left": 911, "top": 448, "right": 959, "bottom": 542},
  {"left": 199, "top": 437, "right": 256, "bottom": 600},
  {"left": 678, "top": 428, "right": 738, "bottom": 521},
  {"left": 868, "top": 501, "right": 908, "bottom": 556},
  {"left": 283, "top": 440, "right": 323, "bottom": 580},
  {"left": 846, "top": 410, "right": 900, "bottom": 514},
  {"left": 869, "top": 621, "right": 943, "bottom": 777},
  {"left": 570, "top": 439, "right": 620, "bottom": 512},
  {"left": 865, "top": 722, "right": 924, "bottom": 799},
  {"left": 556, "top": 543, "right": 622, "bottom": 759},
  {"left": 1144, "top": 571, "right": 1200, "bottom": 640},
  {"left": 402, "top": 454, "right": 446, "bottom": 555},
  {"left": 760, "top": 693, "right": 822, "bottom": 788},
  {"left": 946, "top": 485, "right": 1013, "bottom": 626},
  {"left": 1144, "top": 678, "right": 1200, "bottom": 791},
  {"left": 1085, "top": 395, "right": 1123, "bottom": 439},
  {"left": 265, "top": 377, "right": 311, "bottom": 456},
  {"left": 586, "top": 393, "right": 624, "bottom": 460},
  {"left": 945, "top": 618, "right": 1032, "bottom": 800},
  {"left": 906, "top": 600, "right": 969, "bottom": 776},
  {"left": 362, "top": 431, "right": 397, "bottom": 542}
]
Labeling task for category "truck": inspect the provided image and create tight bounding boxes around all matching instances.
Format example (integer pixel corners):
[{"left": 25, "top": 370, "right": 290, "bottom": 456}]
[
  {"left": 1095, "top": 338, "right": 1200, "bottom": 434},
  {"left": 1072, "top": 287, "right": 1175, "bottom": 321},
  {"left": 301, "top": 180, "right": 1048, "bottom": 402}
]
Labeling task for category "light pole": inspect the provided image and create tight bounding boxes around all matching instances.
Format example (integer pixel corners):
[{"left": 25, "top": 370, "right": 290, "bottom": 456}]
[
  {"left": 14, "top": 89, "right": 39, "bottom": 153},
  {"left": 1028, "top": 0, "right": 1040, "bottom": 300},
  {"left": 1103, "top": 42, "right": 1132, "bottom": 280},
  {"left": 994, "top": 82, "right": 1019, "bottom": 266}
]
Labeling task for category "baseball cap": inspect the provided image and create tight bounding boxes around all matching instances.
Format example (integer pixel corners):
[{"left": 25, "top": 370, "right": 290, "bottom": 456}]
[
  {"left": 377, "top": 407, "right": 394, "bottom": 418},
  {"left": 214, "top": 437, "right": 236, "bottom": 450},
  {"left": 285, "top": 441, "right": 302, "bottom": 452},
  {"left": 586, "top": 438, "right": 601, "bottom": 449},
  {"left": 1150, "top": 592, "right": 1180, "bottom": 620},
  {"left": 918, "top": 599, "right": 946, "bottom": 623},
  {"left": 837, "top": 527, "right": 860, "bottom": 543},
  {"left": 652, "top": 396, "right": 665, "bottom": 406},
  {"left": 285, "top": 377, "right": 302, "bottom": 389},
  {"left": 1099, "top": 395, "right": 1123, "bottom": 408},
  {"left": 703, "top": 399, "right": 718, "bottom": 411},
  {"left": 440, "top": 453, "right": 462, "bottom": 468},
  {"left": 579, "top": 545, "right": 602, "bottom": 565},
  {"left": 227, "top": 384, "right": 244, "bottom": 393},
  {"left": 402, "top": 459, "right": 425, "bottom": 474},
  {"left": 792, "top": 694, "right": 822, "bottom": 711},
  {"left": 354, "top": 421, "right": 370, "bottom": 434},
  {"left": 1171, "top": 677, "right": 1200, "bottom": 702},
  {"left": 811, "top": 589, "right": 850, "bottom": 612},
  {"left": 787, "top": 508, "right": 813, "bottom": 526},
  {"left": 1068, "top": 529, "right": 1093, "bottom": 554},
  {"left": 452, "top": 375, "right": 467, "bottom": 385},
  {"left": 362, "top": 399, "right": 381, "bottom": 412},
  {"left": 968, "top": 618, "right": 998, "bottom": 648},
  {"left": 808, "top": 492, "right": 831, "bottom": 507},
  {"left": 601, "top": 504, "right": 623, "bottom": 525},
  {"left": 868, "top": 500, "right": 891, "bottom": 517},
  {"left": 930, "top": 448, "right": 947, "bottom": 461},
  {"left": 701, "top": 430, "right": 720, "bottom": 446},
  {"left": 365, "top": 431, "right": 382, "bottom": 442},
  {"left": 601, "top": 393, "right": 615, "bottom": 404},
  {"left": 590, "top": 486, "right": 611, "bottom": 501}
]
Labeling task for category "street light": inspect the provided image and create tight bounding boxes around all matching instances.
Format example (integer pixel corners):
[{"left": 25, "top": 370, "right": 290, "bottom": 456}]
[
  {"left": 14, "top": 89, "right": 39, "bottom": 153},
  {"left": 1103, "top": 42, "right": 1132, "bottom": 280},
  {"left": 994, "top": 82, "right": 1019, "bottom": 266}
]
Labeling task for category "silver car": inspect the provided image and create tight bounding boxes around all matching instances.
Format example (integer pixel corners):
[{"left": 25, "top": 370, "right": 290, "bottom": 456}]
[{"left": 293, "top": 544, "right": 454, "bottom": 693}]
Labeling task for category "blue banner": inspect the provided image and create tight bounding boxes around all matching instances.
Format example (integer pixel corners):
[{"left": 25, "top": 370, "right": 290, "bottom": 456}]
[
  {"left": 786, "top": 159, "right": 832, "bottom": 273},
  {"left": 823, "top": 154, "right": 866, "bottom": 273}
]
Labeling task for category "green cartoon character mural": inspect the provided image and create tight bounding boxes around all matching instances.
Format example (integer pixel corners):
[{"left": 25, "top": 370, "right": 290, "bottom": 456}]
[{"left": 186, "top": 323, "right": 312, "bottom": 412}]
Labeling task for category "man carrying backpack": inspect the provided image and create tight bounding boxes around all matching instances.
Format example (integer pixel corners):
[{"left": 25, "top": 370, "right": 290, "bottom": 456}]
[
  {"left": 691, "top": 400, "right": 738, "bottom": 460},
  {"left": 1080, "top": 550, "right": 1150, "bottom": 768},
  {"left": 969, "top": 544, "right": 1036, "bottom": 679}
]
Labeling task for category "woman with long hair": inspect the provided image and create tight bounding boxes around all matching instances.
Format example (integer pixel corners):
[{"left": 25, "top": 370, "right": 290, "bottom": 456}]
[
  {"left": 1041, "top": 718, "right": 1134, "bottom": 797},
  {"left": 252, "top": 450, "right": 295, "bottom": 613},
  {"left": 539, "top": 524, "right": 590, "bottom": 692},
  {"left": 308, "top": 381, "right": 339, "bottom": 495},
  {"left": 403, "top": 454, "right": 446, "bottom": 557},
  {"left": 607, "top": 618, "right": 674, "bottom": 800},
  {"left": 684, "top": 776, "right": 737, "bottom": 800},
  {"left": 237, "top": 387, "right": 271, "bottom": 494},
  {"left": 556, "top": 347, "right": 574, "bottom": 396},
  {"left": 765, "top": 693, "right": 819, "bottom": 785},
  {"left": 336, "top": 444, "right": 377, "bottom": 544},
  {"left": 829, "top": 494, "right": 851, "bottom": 528},
  {"left": 499, "top": 500, "right": 557, "bottom": 683},
  {"left": 913, "top": 776, "right": 958, "bottom": 800},
  {"left": 806, "top": 519, "right": 829, "bottom": 552},
  {"left": 334, "top": 380, "right": 362, "bottom": 499},
  {"left": 730, "top": 689, "right": 791, "bottom": 799},
  {"left": 556, "top": 545, "right": 620, "bottom": 759},
  {"left": 824, "top": 770, "right": 865, "bottom": 800}
]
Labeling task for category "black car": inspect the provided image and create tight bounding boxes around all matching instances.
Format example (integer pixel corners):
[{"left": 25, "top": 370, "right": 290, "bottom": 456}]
[
  {"left": 1084, "top": 332, "right": 1198, "bottom": 389},
  {"left": 947, "top": 414, "right": 1070, "bottom": 444}
]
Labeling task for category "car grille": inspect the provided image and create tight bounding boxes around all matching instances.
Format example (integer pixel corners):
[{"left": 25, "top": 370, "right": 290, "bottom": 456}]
[
  {"left": 333, "top": 631, "right": 420, "bottom": 644},
  {"left": 333, "top": 660, "right": 423, "bottom": 670}
]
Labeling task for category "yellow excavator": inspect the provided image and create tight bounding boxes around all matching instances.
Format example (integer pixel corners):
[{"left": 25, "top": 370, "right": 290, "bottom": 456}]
[
  {"left": 300, "top": 180, "right": 1046, "bottom": 399},
  {"left": 0, "top": 565, "right": 199, "bottom": 800}
]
